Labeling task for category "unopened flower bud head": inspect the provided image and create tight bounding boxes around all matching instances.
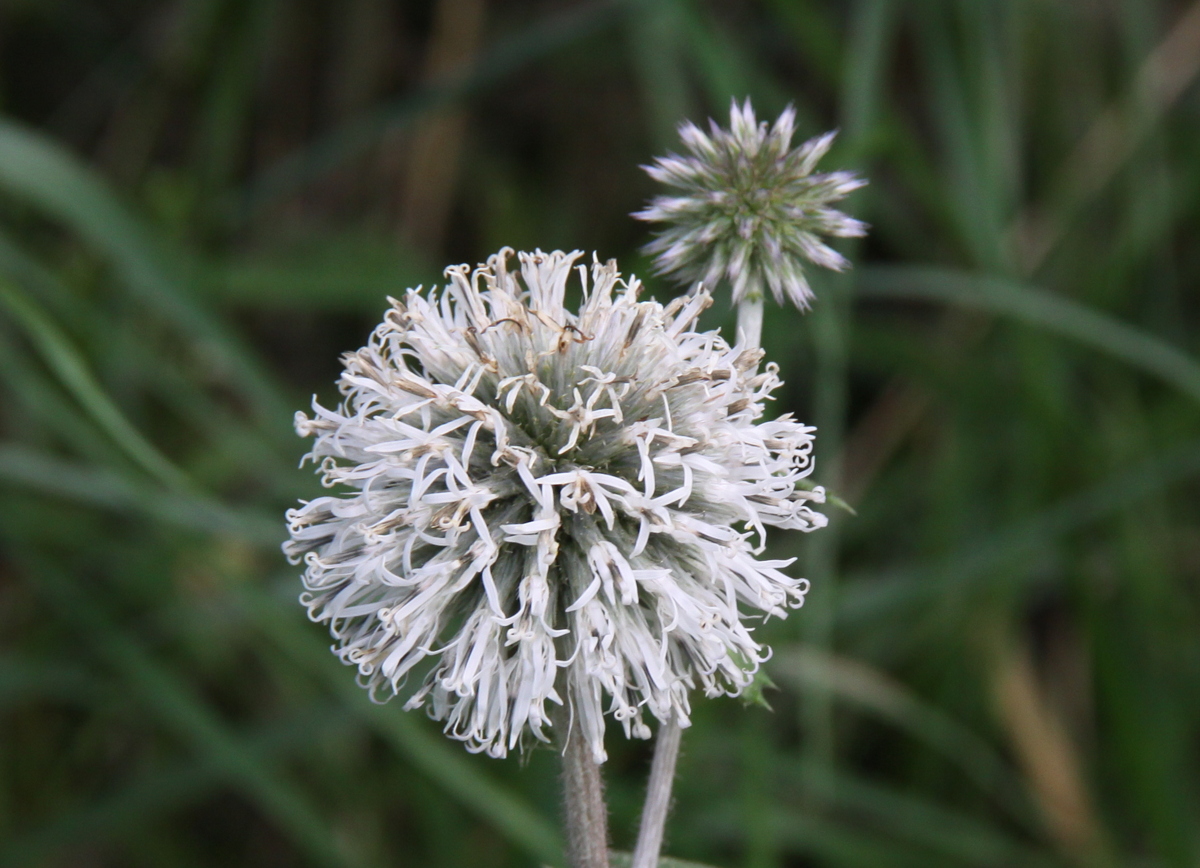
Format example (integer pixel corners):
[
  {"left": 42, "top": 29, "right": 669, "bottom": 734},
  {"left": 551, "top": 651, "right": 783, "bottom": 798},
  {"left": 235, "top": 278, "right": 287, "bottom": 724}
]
[
  {"left": 285, "top": 249, "right": 826, "bottom": 763},
  {"left": 635, "top": 98, "right": 867, "bottom": 312}
]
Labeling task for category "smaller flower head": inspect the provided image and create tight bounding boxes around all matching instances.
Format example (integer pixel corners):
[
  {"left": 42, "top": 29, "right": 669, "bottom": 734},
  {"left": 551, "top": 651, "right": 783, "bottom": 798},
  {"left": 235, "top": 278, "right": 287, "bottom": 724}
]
[{"left": 635, "top": 98, "right": 867, "bottom": 311}]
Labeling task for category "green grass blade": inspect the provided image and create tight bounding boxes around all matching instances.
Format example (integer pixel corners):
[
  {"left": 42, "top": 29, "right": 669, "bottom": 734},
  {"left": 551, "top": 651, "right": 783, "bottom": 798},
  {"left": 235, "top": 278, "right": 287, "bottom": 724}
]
[
  {"left": 0, "top": 229, "right": 83, "bottom": 327},
  {"left": 20, "top": 561, "right": 373, "bottom": 868},
  {"left": 0, "top": 657, "right": 101, "bottom": 709},
  {"left": 0, "top": 326, "right": 127, "bottom": 467},
  {"left": 838, "top": 437, "right": 1200, "bottom": 624},
  {"left": 0, "top": 279, "right": 191, "bottom": 491},
  {"left": 679, "top": 0, "right": 791, "bottom": 117},
  {"left": 625, "top": 0, "right": 692, "bottom": 150},
  {"left": 0, "top": 705, "right": 352, "bottom": 867},
  {"left": 244, "top": 587, "right": 566, "bottom": 867},
  {"left": 771, "top": 646, "right": 1034, "bottom": 828},
  {"left": 0, "top": 236, "right": 281, "bottom": 488},
  {"left": 840, "top": 0, "right": 896, "bottom": 154},
  {"left": 0, "top": 118, "right": 290, "bottom": 424},
  {"left": 760, "top": 0, "right": 841, "bottom": 87},
  {"left": 0, "top": 444, "right": 281, "bottom": 545},
  {"left": 910, "top": 5, "right": 1006, "bottom": 271},
  {"left": 684, "top": 804, "right": 944, "bottom": 868},
  {"left": 776, "top": 758, "right": 1058, "bottom": 867},
  {"left": 858, "top": 265, "right": 1200, "bottom": 403}
]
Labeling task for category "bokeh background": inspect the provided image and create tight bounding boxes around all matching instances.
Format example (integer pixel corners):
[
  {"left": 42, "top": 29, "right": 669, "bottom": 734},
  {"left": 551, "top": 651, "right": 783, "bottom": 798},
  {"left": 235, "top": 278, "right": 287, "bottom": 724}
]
[{"left": 2, "top": 1, "right": 1199, "bottom": 866}]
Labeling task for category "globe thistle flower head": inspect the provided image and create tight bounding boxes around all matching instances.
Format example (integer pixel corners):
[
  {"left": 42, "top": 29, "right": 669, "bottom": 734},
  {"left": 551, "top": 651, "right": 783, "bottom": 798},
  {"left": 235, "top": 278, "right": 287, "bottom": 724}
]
[
  {"left": 284, "top": 249, "right": 826, "bottom": 763},
  {"left": 635, "top": 98, "right": 867, "bottom": 311}
]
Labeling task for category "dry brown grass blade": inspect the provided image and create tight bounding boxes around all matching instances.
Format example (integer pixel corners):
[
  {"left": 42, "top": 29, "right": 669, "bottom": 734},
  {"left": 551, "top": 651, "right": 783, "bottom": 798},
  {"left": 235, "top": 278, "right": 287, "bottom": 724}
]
[
  {"left": 990, "top": 634, "right": 1109, "bottom": 865},
  {"left": 397, "top": 0, "right": 488, "bottom": 253},
  {"left": 840, "top": 377, "right": 931, "bottom": 505},
  {"left": 1013, "top": 0, "right": 1200, "bottom": 271}
]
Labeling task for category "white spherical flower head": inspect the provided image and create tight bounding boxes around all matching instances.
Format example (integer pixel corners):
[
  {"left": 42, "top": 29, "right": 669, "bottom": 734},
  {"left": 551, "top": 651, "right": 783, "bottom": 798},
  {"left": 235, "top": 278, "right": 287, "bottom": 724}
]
[
  {"left": 285, "top": 249, "right": 826, "bottom": 763},
  {"left": 635, "top": 98, "right": 867, "bottom": 310}
]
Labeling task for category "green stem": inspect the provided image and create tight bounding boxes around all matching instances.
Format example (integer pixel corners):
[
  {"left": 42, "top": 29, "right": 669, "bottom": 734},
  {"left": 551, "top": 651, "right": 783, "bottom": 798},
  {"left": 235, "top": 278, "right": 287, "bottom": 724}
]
[{"left": 561, "top": 728, "right": 610, "bottom": 868}]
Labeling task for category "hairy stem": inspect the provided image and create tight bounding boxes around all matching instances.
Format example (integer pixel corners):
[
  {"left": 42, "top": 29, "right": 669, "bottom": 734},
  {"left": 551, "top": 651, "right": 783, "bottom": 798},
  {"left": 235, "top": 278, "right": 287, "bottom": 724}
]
[
  {"left": 631, "top": 718, "right": 683, "bottom": 868},
  {"left": 561, "top": 730, "right": 610, "bottom": 868}
]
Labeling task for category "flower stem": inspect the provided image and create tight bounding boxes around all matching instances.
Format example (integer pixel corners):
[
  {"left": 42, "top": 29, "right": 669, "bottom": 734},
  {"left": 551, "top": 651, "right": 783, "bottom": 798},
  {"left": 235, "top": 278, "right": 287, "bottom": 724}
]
[
  {"left": 631, "top": 718, "right": 683, "bottom": 868},
  {"left": 737, "top": 294, "right": 764, "bottom": 350},
  {"left": 561, "top": 730, "right": 610, "bottom": 868},
  {"left": 628, "top": 285, "right": 754, "bottom": 868}
]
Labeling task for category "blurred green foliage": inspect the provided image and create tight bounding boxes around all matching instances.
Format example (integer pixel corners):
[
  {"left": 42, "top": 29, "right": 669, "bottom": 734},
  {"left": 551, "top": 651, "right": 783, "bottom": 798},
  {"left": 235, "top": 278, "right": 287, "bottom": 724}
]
[{"left": 0, "top": 0, "right": 1198, "bottom": 866}]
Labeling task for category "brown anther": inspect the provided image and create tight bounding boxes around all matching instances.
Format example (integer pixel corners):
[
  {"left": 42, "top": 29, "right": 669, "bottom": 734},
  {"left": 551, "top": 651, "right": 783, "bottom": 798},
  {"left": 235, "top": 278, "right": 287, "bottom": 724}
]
[
  {"left": 556, "top": 323, "right": 592, "bottom": 353},
  {"left": 623, "top": 310, "right": 648, "bottom": 348},
  {"left": 734, "top": 348, "right": 764, "bottom": 372},
  {"left": 464, "top": 327, "right": 500, "bottom": 372},
  {"left": 395, "top": 377, "right": 437, "bottom": 398},
  {"left": 662, "top": 295, "right": 687, "bottom": 318}
]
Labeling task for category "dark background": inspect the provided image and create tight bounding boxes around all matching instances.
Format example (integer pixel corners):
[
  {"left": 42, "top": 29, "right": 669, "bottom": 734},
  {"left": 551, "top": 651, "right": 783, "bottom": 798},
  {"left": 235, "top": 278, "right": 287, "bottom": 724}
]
[{"left": 1, "top": 1, "right": 1199, "bottom": 866}]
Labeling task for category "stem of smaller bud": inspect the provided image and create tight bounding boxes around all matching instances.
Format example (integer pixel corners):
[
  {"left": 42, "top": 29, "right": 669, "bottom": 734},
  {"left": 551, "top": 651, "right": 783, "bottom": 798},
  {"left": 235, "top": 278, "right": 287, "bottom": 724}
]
[
  {"left": 738, "top": 293, "right": 764, "bottom": 350},
  {"left": 631, "top": 718, "right": 684, "bottom": 868}
]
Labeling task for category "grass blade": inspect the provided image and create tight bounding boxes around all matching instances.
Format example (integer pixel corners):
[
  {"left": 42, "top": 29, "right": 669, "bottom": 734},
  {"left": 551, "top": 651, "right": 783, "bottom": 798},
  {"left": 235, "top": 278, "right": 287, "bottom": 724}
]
[
  {"left": 857, "top": 265, "right": 1200, "bottom": 404},
  {"left": 0, "top": 279, "right": 191, "bottom": 491},
  {"left": 0, "top": 706, "right": 352, "bottom": 867},
  {"left": 775, "top": 758, "right": 1058, "bottom": 868},
  {"left": 0, "top": 118, "right": 290, "bottom": 424},
  {"left": 771, "top": 646, "right": 1034, "bottom": 828},
  {"left": 0, "top": 657, "right": 101, "bottom": 710},
  {"left": 244, "top": 587, "right": 566, "bottom": 867},
  {"left": 838, "top": 437, "right": 1200, "bottom": 624},
  {"left": 18, "top": 560, "right": 372, "bottom": 868},
  {"left": 0, "top": 444, "right": 281, "bottom": 545}
]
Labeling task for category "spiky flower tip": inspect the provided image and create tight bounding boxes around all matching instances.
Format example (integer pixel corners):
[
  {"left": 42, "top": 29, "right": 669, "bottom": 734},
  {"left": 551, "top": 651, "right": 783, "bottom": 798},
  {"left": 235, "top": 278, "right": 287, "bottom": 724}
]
[
  {"left": 284, "top": 248, "right": 826, "bottom": 763},
  {"left": 635, "top": 98, "right": 867, "bottom": 311}
]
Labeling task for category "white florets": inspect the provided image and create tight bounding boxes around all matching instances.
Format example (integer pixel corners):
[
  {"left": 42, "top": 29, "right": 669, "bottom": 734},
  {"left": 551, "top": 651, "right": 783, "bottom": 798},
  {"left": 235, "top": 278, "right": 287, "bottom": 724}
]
[
  {"left": 284, "top": 248, "right": 826, "bottom": 763},
  {"left": 635, "top": 98, "right": 867, "bottom": 310}
]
